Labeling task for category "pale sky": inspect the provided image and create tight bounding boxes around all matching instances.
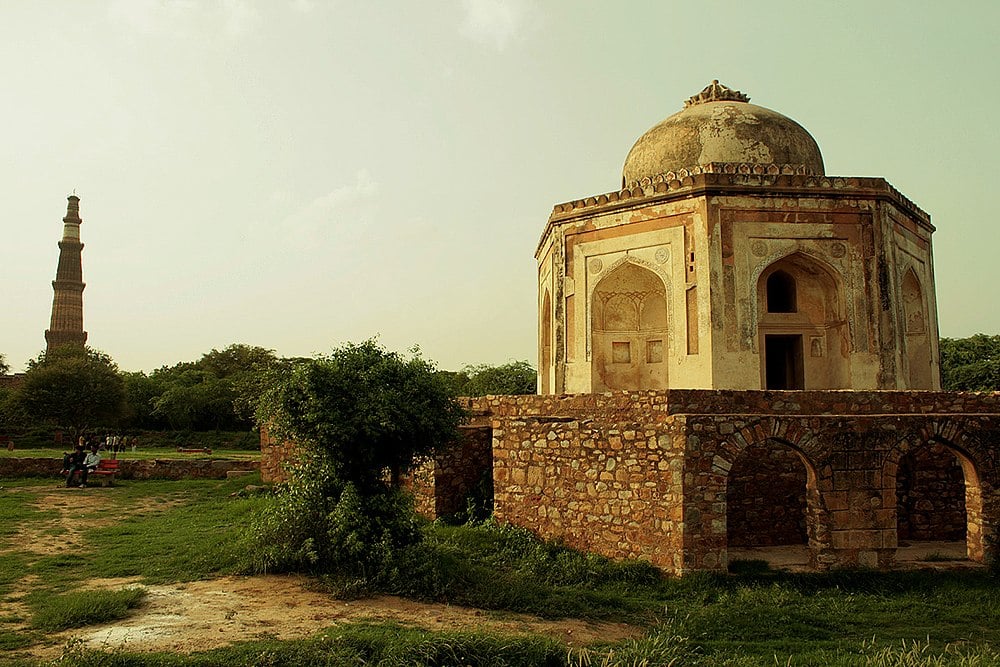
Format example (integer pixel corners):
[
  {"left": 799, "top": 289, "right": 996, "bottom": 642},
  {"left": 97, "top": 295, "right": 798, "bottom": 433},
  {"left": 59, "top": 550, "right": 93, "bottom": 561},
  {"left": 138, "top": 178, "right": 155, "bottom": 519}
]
[{"left": 3, "top": 1, "right": 998, "bottom": 373}]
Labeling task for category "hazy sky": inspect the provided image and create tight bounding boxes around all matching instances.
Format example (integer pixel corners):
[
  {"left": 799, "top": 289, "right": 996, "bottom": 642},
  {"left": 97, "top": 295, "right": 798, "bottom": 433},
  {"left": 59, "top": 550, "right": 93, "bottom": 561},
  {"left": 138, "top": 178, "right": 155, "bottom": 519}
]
[{"left": 3, "top": 1, "right": 998, "bottom": 373}]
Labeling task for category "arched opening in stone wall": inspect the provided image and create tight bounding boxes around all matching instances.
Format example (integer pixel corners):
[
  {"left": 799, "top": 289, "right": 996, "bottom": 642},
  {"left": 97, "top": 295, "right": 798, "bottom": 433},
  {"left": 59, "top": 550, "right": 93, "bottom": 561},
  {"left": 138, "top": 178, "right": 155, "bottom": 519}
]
[
  {"left": 766, "top": 270, "right": 797, "bottom": 313},
  {"left": 726, "top": 439, "right": 821, "bottom": 569},
  {"left": 902, "top": 269, "right": 932, "bottom": 388},
  {"left": 757, "top": 253, "right": 849, "bottom": 390},
  {"left": 894, "top": 440, "right": 984, "bottom": 562},
  {"left": 540, "top": 289, "right": 552, "bottom": 394},
  {"left": 591, "top": 262, "right": 668, "bottom": 391}
]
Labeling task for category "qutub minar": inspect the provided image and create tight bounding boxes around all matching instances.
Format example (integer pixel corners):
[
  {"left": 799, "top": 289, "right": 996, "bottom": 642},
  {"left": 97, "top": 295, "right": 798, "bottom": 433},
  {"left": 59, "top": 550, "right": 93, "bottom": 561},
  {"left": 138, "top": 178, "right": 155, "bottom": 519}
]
[{"left": 45, "top": 195, "right": 88, "bottom": 352}]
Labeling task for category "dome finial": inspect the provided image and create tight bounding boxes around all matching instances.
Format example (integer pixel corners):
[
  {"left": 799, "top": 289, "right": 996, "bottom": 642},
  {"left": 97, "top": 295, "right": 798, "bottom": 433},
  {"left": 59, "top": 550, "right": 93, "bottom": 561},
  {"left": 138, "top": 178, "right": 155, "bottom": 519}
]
[{"left": 684, "top": 80, "right": 750, "bottom": 108}]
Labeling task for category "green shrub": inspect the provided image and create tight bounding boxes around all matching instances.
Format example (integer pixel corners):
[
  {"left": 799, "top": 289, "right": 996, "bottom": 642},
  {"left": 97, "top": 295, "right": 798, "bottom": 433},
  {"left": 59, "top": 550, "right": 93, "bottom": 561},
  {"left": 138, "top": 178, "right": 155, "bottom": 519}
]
[
  {"left": 243, "top": 455, "right": 420, "bottom": 580},
  {"left": 30, "top": 587, "right": 146, "bottom": 631}
]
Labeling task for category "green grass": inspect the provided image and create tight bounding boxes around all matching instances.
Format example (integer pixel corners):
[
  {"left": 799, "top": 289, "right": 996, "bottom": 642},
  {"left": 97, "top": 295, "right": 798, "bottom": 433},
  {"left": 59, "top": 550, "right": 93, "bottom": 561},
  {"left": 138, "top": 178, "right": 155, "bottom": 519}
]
[
  {"left": 29, "top": 587, "right": 147, "bottom": 632},
  {"left": 0, "top": 448, "right": 259, "bottom": 461},
  {"left": 2, "top": 479, "right": 999, "bottom": 666}
]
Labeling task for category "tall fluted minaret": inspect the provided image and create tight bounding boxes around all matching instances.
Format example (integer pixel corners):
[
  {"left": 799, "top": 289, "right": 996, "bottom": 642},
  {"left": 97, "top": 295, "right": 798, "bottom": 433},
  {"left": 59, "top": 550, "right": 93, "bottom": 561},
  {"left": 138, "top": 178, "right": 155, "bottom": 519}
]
[{"left": 45, "top": 195, "right": 88, "bottom": 352}]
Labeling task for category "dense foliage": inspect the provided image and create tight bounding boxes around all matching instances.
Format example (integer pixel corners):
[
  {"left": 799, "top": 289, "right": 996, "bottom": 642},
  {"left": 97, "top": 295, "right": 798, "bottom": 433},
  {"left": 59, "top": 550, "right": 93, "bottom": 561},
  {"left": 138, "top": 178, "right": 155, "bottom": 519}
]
[
  {"left": 247, "top": 340, "right": 464, "bottom": 577},
  {"left": 939, "top": 334, "right": 1000, "bottom": 390},
  {"left": 16, "top": 346, "right": 126, "bottom": 435},
  {"left": 439, "top": 360, "right": 537, "bottom": 396},
  {"left": 127, "top": 343, "right": 285, "bottom": 431}
]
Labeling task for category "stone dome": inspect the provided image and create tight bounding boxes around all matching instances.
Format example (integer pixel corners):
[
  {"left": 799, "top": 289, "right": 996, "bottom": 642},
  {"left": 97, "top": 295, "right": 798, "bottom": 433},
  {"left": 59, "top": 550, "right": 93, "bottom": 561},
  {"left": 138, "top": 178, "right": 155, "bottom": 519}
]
[{"left": 622, "top": 81, "right": 824, "bottom": 186}]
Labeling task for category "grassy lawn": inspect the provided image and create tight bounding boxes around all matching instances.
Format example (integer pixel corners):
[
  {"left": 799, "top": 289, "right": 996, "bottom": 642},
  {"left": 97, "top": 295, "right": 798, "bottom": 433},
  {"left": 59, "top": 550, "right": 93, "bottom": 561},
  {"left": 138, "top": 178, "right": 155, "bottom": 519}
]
[
  {"left": 0, "top": 477, "right": 997, "bottom": 666},
  {"left": 0, "top": 448, "right": 259, "bottom": 461}
]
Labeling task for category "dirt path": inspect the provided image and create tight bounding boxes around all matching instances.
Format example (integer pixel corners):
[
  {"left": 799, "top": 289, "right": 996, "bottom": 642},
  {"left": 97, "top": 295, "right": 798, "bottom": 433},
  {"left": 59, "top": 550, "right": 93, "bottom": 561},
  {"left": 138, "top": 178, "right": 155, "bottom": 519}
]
[
  {"left": 5, "top": 486, "right": 641, "bottom": 660},
  {"left": 21, "top": 574, "right": 640, "bottom": 660}
]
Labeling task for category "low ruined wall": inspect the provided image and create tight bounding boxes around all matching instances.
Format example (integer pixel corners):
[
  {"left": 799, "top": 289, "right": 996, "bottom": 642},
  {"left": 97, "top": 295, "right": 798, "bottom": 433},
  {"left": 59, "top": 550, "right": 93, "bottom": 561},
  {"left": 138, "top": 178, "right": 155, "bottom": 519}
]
[
  {"left": 405, "top": 425, "right": 493, "bottom": 520},
  {"left": 254, "top": 390, "right": 1000, "bottom": 573},
  {"left": 0, "top": 457, "right": 258, "bottom": 480},
  {"left": 492, "top": 411, "right": 686, "bottom": 573}
]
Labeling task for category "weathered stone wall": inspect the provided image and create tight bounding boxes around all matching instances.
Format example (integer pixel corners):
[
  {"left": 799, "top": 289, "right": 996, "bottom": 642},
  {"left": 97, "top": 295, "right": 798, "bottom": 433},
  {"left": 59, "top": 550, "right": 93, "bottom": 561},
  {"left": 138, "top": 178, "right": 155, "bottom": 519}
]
[
  {"left": 727, "top": 443, "right": 807, "bottom": 547},
  {"left": 0, "top": 457, "right": 258, "bottom": 480},
  {"left": 259, "top": 422, "right": 297, "bottom": 484},
  {"left": 492, "top": 413, "right": 686, "bottom": 572},
  {"left": 257, "top": 389, "right": 1000, "bottom": 573},
  {"left": 897, "top": 443, "right": 966, "bottom": 541},
  {"left": 480, "top": 392, "right": 1000, "bottom": 572},
  {"left": 405, "top": 425, "right": 493, "bottom": 520}
]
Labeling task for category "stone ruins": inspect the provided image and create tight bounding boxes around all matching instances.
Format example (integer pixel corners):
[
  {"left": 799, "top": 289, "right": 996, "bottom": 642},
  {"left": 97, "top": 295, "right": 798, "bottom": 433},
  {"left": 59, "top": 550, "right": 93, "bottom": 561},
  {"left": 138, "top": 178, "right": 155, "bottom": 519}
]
[{"left": 263, "top": 82, "right": 998, "bottom": 573}]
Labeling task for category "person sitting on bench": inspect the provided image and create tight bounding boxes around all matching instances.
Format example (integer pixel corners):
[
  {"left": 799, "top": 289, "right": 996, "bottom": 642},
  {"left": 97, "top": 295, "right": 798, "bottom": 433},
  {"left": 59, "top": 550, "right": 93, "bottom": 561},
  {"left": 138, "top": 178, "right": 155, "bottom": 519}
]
[
  {"left": 84, "top": 444, "right": 101, "bottom": 472},
  {"left": 65, "top": 443, "right": 88, "bottom": 488}
]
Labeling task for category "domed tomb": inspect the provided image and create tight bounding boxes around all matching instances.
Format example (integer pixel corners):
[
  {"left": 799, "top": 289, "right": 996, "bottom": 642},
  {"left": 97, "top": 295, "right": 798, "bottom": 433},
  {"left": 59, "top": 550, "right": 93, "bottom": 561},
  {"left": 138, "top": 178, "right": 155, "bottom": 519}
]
[
  {"left": 622, "top": 80, "right": 824, "bottom": 186},
  {"left": 538, "top": 80, "right": 940, "bottom": 395}
]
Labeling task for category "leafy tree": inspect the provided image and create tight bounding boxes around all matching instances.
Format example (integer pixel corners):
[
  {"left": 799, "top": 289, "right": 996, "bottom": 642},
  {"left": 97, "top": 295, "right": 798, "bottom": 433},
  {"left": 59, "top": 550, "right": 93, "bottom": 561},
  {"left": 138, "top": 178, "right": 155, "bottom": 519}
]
[
  {"left": 121, "top": 371, "right": 167, "bottom": 430},
  {"left": 0, "top": 353, "right": 9, "bottom": 375},
  {"left": 460, "top": 360, "right": 537, "bottom": 396},
  {"left": 260, "top": 340, "right": 463, "bottom": 490},
  {"left": 247, "top": 340, "right": 464, "bottom": 576},
  {"left": 139, "top": 344, "right": 282, "bottom": 431},
  {"left": 940, "top": 334, "right": 1000, "bottom": 390},
  {"left": 17, "top": 346, "right": 126, "bottom": 435}
]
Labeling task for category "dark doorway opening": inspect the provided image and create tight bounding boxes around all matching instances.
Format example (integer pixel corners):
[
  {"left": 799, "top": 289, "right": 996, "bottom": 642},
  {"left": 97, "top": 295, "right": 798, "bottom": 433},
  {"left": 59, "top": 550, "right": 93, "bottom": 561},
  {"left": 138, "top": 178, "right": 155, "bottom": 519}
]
[{"left": 765, "top": 335, "right": 804, "bottom": 389}]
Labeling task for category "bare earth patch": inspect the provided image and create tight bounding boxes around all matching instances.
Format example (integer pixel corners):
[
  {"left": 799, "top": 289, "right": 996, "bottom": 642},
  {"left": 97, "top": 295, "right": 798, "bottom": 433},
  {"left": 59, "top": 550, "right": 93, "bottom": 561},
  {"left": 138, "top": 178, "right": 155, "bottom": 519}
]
[
  {"left": 22, "top": 575, "right": 641, "bottom": 660},
  {"left": 4, "top": 485, "right": 640, "bottom": 660}
]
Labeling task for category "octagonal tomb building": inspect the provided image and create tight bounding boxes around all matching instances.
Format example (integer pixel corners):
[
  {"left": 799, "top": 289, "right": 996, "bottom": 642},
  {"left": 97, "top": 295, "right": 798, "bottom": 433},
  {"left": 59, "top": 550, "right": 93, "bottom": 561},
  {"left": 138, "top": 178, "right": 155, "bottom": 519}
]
[{"left": 536, "top": 81, "right": 939, "bottom": 393}]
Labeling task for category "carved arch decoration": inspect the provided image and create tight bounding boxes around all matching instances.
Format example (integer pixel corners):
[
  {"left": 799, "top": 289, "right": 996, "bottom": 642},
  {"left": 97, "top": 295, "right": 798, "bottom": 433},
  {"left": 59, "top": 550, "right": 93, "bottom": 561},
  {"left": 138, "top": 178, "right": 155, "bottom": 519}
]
[
  {"left": 540, "top": 288, "right": 552, "bottom": 395},
  {"left": 585, "top": 255, "right": 674, "bottom": 363},
  {"left": 588, "top": 258, "right": 671, "bottom": 391},
  {"left": 899, "top": 265, "right": 933, "bottom": 388},
  {"left": 745, "top": 244, "right": 857, "bottom": 354},
  {"left": 752, "top": 251, "right": 851, "bottom": 390}
]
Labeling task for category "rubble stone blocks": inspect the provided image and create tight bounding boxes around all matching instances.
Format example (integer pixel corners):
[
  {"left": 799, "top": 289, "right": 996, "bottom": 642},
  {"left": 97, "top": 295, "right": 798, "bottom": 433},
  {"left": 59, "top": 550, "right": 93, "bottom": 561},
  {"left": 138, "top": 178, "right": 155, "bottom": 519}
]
[{"left": 404, "top": 391, "right": 998, "bottom": 575}]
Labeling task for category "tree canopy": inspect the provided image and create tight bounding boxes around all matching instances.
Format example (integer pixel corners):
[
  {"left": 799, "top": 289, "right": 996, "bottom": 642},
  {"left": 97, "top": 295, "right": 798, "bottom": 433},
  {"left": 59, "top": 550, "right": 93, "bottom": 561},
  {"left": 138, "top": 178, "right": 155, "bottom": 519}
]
[
  {"left": 939, "top": 334, "right": 1000, "bottom": 390},
  {"left": 0, "top": 353, "right": 9, "bottom": 376},
  {"left": 17, "top": 346, "right": 126, "bottom": 434},
  {"left": 260, "top": 340, "right": 464, "bottom": 490},
  {"left": 246, "top": 340, "right": 465, "bottom": 576},
  {"left": 122, "top": 343, "right": 283, "bottom": 431},
  {"left": 440, "top": 360, "right": 537, "bottom": 397}
]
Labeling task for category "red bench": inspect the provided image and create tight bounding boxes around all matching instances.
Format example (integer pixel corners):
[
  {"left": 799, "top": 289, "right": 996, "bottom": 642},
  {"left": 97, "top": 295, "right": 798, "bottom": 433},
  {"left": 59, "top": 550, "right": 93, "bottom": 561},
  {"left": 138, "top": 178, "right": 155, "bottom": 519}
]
[{"left": 90, "top": 459, "right": 119, "bottom": 486}]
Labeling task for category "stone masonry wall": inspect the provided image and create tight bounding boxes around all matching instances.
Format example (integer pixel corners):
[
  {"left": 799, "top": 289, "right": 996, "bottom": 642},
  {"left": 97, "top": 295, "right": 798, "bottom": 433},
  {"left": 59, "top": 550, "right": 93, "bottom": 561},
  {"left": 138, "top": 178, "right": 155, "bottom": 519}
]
[
  {"left": 896, "top": 443, "right": 966, "bottom": 541},
  {"left": 727, "top": 443, "right": 808, "bottom": 547},
  {"left": 405, "top": 425, "right": 493, "bottom": 520},
  {"left": 491, "top": 411, "right": 687, "bottom": 573},
  {"left": 257, "top": 390, "right": 1000, "bottom": 573},
  {"left": 481, "top": 392, "right": 999, "bottom": 572}
]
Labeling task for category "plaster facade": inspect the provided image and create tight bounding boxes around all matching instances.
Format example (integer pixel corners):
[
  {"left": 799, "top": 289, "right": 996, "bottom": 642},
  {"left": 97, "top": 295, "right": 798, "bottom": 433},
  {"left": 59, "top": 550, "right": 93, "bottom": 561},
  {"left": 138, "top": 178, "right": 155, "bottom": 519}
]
[{"left": 536, "top": 82, "right": 939, "bottom": 394}]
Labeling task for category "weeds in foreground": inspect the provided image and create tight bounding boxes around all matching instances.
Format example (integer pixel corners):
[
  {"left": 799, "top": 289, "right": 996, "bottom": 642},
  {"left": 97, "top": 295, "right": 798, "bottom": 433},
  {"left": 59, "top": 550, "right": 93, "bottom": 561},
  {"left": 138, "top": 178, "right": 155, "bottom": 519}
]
[{"left": 29, "top": 586, "right": 146, "bottom": 632}]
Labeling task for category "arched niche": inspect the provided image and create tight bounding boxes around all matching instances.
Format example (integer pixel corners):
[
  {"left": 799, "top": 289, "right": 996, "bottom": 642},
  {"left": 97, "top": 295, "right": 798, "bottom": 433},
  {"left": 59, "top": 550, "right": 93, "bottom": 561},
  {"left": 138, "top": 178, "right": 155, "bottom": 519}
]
[
  {"left": 591, "top": 261, "right": 668, "bottom": 391},
  {"left": 540, "top": 289, "right": 552, "bottom": 394},
  {"left": 757, "top": 253, "right": 849, "bottom": 390},
  {"left": 893, "top": 439, "right": 985, "bottom": 563},
  {"left": 902, "top": 268, "right": 932, "bottom": 388},
  {"left": 725, "top": 438, "right": 825, "bottom": 570}
]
